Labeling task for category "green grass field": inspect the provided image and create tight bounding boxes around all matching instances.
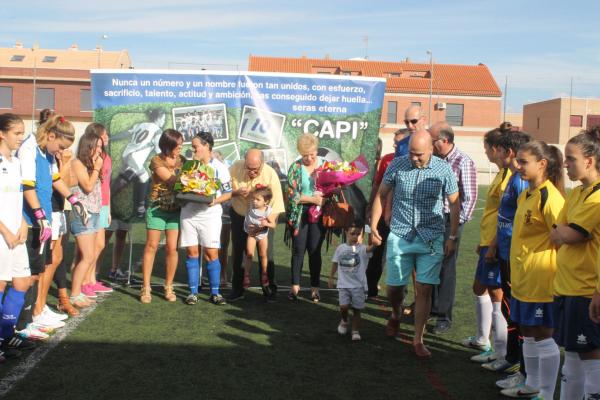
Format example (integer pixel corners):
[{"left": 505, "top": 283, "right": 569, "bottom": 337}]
[{"left": 0, "top": 186, "right": 520, "bottom": 400}]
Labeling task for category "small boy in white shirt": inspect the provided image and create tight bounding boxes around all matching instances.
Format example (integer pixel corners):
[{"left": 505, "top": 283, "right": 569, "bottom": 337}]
[{"left": 329, "top": 222, "right": 373, "bottom": 341}]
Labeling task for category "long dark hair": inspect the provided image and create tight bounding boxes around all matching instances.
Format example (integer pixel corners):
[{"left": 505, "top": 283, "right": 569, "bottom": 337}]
[
  {"left": 84, "top": 122, "right": 107, "bottom": 156},
  {"left": 0, "top": 113, "right": 24, "bottom": 133},
  {"left": 77, "top": 131, "right": 102, "bottom": 179}
]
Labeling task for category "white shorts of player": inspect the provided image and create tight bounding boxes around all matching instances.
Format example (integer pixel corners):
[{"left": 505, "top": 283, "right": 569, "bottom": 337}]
[
  {"left": 0, "top": 243, "right": 31, "bottom": 281},
  {"left": 179, "top": 203, "right": 222, "bottom": 249},
  {"left": 51, "top": 211, "right": 68, "bottom": 241}
]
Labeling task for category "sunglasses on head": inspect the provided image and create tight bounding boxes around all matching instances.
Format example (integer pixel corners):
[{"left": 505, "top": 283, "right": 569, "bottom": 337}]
[{"left": 404, "top": 118, "right": 419, "bottom": 125}]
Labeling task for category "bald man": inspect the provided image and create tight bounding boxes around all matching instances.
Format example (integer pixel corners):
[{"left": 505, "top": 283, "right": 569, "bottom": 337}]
[
  {"left": 428, "top": 122, "right": 477, "bottom": 334},
  {"left": 370, "top": 130, "right": 460, "bottom": 357},
  {"left": 228, "top": 149, "right": 285, "bottom": 302}
]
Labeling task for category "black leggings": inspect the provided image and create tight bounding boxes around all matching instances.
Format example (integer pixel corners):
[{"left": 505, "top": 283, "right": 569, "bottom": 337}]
[
  {"left": 290, "top": 209, "right": 325, "bottom": 287},
  {"left": 53, "top": 259, "right": 67, "bottom": 290},
  {"left": 366, "top": 219, "right": 390, "bottom": 297}
]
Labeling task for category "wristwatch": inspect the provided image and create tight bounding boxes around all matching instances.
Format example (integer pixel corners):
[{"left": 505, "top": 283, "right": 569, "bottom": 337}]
[{"left": 448, "top": 235, "right": 458, "bottom": 241}]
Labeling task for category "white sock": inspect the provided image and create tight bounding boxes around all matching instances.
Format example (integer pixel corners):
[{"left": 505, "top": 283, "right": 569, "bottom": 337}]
[
  {"left": 560, "top": 351, "right": 584, "bottom": 400},
  {"left": 583, "top": 359, "right": 600, "bottom": 399},
  {"left": 523, "top": 337, "right": 540, "bottom": 390},
  {"left": 537, "top": 338, "right": 560, "bottom": 400},
  {"left": 475, "top": 295, "right": 492, "bottom": 345},
  {"left": 491, "top": 302, "right": 507, "bottom": 359}
]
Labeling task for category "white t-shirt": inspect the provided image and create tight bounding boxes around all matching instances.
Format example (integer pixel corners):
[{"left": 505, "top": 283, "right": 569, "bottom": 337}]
[
  {"left": 331, "top": 243, "right": 371, "bottom": 290},
  {"left": 181, "top": 158, "right": 232, "bottom": 219},
  {"left": 0, "top": 155, "right": 23, "bottom": 249}
]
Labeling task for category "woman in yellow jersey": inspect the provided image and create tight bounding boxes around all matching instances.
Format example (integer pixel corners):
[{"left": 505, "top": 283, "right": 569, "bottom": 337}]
[
  {"left": 463, "top": 126, "right": 512, "bottom": 359},
  {"left": 549, "top": 127, "right": 600, "bottom": 399},
  {"left": 501, "top": 141, "right": 564, "bottom": 400}
]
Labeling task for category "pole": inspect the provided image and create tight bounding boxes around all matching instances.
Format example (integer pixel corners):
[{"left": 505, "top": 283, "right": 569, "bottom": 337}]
[
  {"left": 31, "top": 47, "right": 37, "bottom": 132},
  {"left": 503, "top": 75, "right": 508, "bottom": 122},
  {"left": 427, "top": 50, "right": 433, "bottom": 124}
]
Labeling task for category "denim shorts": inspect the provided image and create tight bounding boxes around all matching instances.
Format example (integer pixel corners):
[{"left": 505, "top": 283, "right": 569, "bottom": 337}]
[{"left": 70, "top": 212, "right": 100, "bottom": 236}]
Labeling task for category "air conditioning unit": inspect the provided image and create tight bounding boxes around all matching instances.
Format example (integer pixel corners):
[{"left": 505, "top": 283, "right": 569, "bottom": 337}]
[{"left": 436, "top": 102, "right": 446, "bottom": 110}]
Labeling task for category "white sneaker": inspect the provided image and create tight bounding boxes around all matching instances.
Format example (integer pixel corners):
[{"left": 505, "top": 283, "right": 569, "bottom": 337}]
[
  {"left": 461, "top": 336, "right": 491, "bottom": 352},
  {"left": 470, "top": 349, "right": 497, "bottom": 363},
  {"left": 482, "top": 358, "right": 516, "bottom": 372},
  {"left": 500, "top": 384, "right": 539, "bottom": 398},
  {"left": 32, "top": 312, "right": 66, "bottom": 329},
  {"left": 351, "top": 331, "right": 361, "bottom": 341},
  {"left": 337, "top": 320, "right": 348, "bottom": 335},
  {"left": 43, "top": 305, "right": 68, "bottom": 321},
  {"left": 496, "top": 372, "right": 525, "bottom": 389},
  {"left": 16, "top": 324, "right": 49, "bottom": 341}
]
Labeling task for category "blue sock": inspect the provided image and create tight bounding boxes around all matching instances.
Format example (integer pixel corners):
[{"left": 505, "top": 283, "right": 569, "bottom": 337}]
[
  {"left": 185, "top": 257, "right": 200, "bottom": 295},
  {"left": 0, "top": 290, "right": 5, "bottom": 316},
  {"left": 206, "top": 259, "right": 221, "bottom": 296},
  {"left": 1, "top": 288, "right": 26, "bottom": 340}
]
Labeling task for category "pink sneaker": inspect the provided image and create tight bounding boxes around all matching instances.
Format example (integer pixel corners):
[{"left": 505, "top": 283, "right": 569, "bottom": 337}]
[
  {"left": 92, "top": 281, "right": 113, "bottom": 294},
  {"left": 81, "top": 284, "right": 98, "bottom": 299}
]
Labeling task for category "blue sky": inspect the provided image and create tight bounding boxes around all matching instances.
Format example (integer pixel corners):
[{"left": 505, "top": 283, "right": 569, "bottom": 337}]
[{"left": 4, "top": 0, "right": 599, "bottom": 113}]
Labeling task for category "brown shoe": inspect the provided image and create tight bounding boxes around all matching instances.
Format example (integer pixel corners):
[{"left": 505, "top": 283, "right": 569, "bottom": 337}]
[
  {"left": 164, "top": 285, "right": 176, "bottom": 302},
  {"left": 57, "top": 288, "right": 80, "bottom": 317},
  {"left": 140, "top": 286, "right": 152, "bottom": 304}
]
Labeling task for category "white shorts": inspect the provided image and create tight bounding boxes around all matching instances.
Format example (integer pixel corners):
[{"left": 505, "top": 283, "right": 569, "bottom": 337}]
[
  {"left": 180, "top": 203, "right": 222, "bottom": 249},
  {"left": 107, "top": 218, "right": 132, "bottom": 232},
  {"left": 51, "top": 211, "right": 67, "bottom": 241},
  {"left": 0, "top": 243, "right": 31, "bottom": 281}
]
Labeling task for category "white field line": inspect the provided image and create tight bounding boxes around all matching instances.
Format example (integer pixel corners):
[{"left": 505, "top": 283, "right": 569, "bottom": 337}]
[{"left": 0, "top": 294, "right": 109, "bottom": 397}]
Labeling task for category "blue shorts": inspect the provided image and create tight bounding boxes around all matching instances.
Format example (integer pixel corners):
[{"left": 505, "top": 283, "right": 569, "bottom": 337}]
[
  {"left": 553, "top": 296, "right": 600, "bottom": 352},
  {"left": 474, "top": 246, "right": 502, "bottom": 287},
  {"left": 510, "top": 297, "right": 554, "bottom": 328},
  {"left": 70, "top": 212, "right": 100, "bottom": 237},
  {"left": 99, "top": 205, "right": 110, "bottom": 229},
  {"left": 385, "top": 232, "right": 444, "bottom": 287}
]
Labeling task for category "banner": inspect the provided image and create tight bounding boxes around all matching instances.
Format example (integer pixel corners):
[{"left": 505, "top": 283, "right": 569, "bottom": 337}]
[{"left": 91, "top": 70, "right": 386, "bottom": 221}]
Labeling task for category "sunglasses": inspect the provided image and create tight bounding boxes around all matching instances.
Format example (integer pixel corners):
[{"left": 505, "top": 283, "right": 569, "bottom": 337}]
[{"left": 404, "top": 118, "right": 419, "bottom": 125}]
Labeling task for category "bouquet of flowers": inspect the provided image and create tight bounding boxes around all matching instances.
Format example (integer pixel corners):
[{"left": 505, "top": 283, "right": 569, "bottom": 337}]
[
  {"left": 308, "top": 154, "right": 369, "bottom": 222},
  {"left": 174, "top": 160, "right": 221, "bottom": 204}
]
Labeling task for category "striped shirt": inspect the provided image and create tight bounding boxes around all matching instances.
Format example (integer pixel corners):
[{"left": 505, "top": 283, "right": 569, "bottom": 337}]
[
  {"left": 383, "top": 155, "right": 458, "bottom": 243},
  {"left": 442, "top": 145, "right": 478, "bottom": 224}
]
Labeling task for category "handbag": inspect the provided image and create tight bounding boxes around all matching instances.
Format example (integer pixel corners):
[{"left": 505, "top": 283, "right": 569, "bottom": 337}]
[{"left": 322, "top": 190, "right": 354, "bottom": 228}]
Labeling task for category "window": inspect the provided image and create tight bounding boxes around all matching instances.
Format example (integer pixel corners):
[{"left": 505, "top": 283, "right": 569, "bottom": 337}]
[
  {"left": 446, "top": 103, "right": 464, "bottom": 126},
  {"left": 80, "top": 89, "right": 92, "bottom": 112},
  {"left": 10, "top": 55, "right": 25, "bottom": 62},
  {"left": 570, "top": 115, "right": 583, "bottom": 127},
  {"left": 387, "top": 72, "right": 401, "bottom": 77},
  {"left": 42, "top": 56, "right": 57, "bottom": 63},
  {"left": 411, "top": 101, "right": 422, "bottom": 108},
  {"left": 0, "top": 87, "right": 12, "bottom": 109},
  {"left": 36, "top": 88, "right": 55, "bottom": 110},
  {"left": 387, "top": 101, "right": 397, "bottom": 124}
]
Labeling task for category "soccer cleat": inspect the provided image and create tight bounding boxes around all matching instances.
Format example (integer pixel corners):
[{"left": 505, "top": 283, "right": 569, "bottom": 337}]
[
  {"left": 500, "top": 384, "right": 540, "bottom": 398},
  {"left": 0, "top": 344, "right": 21, "bottom": 359},
  {"left": 16, "top": 324, "right": 49, "bottom": 341},
  {"left": 209, "top": 294, "right": 227, "bottom": 305},
  {"left": 504, "top": 363, "right": 521, "bottom": 374},
  {"left": 3, "top": 335, "right": 36, "bottom": 351},
  {"left": 482, "top": 359, "right": 517, "bottom": 372},
  {"left": 43, "top": 305, "right": 68, "bottom": 321},
  {"left": 461, "top": 336, "right": 491, "bottom": 352},
  {"left": 337, "top": 320, "right": 348, "bottom": 335},
  {"left": 108, "top": 269, "right": 130, "bottom": 282},
  {"left": 470, "top": 349, "right": 497, "bottom": 363},
  {"left": 496, "top": 372, "right": 525, "bottom": 390},
  {"left": 351, "top": 331, "right": 361, "bottom": 341},
  {"left": 92, "top": 282, "right": 114, "bottom": 294},
  {"left": 33, "top": 312, "right": 66, "bottom": 329},
  {"left": 185, "top": 294, "right": 198, "bottom": 305},
  {"left": 432, "top": 319, "right": 452, "bottom": 334}
]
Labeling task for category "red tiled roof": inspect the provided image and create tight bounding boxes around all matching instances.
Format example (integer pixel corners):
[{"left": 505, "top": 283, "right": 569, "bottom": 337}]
[{"left": 248, "top": 56, "right": 502, "bottom": 97}]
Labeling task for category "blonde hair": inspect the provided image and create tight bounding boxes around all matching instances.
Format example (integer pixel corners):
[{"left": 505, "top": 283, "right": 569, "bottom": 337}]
[
  {"left": 36, "top": 114, "right": 75, "bottom": 150},
  {"left": 297, "top": 133, "right": 319, "bottom": 154}
]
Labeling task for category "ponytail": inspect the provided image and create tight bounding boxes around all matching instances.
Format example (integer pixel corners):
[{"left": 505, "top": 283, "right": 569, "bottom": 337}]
[
  {"left": 568, "top": 125, "right": 600, "bottom": 173},
  {"left": 519, "top": 140, "right": 565, "bottom": 195},
  {"left": 36, "top": 114, "right": 75, "bottom": 150}
]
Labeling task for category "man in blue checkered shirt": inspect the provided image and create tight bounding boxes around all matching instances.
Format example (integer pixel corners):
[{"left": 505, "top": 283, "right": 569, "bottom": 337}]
[{"left": 370, "top": 130, "right": 460, "bottom": 358}]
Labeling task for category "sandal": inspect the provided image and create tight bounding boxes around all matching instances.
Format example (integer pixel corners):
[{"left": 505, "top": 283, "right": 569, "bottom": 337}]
[
  {"left": 164, "top": 284, "right": 176, "bottom": 302},
  {"left": 70, "top": 294, "right": 91, "bottom": 308},
  {"left": 140, "top": 286, "right": 152, "bottom": 304}
]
